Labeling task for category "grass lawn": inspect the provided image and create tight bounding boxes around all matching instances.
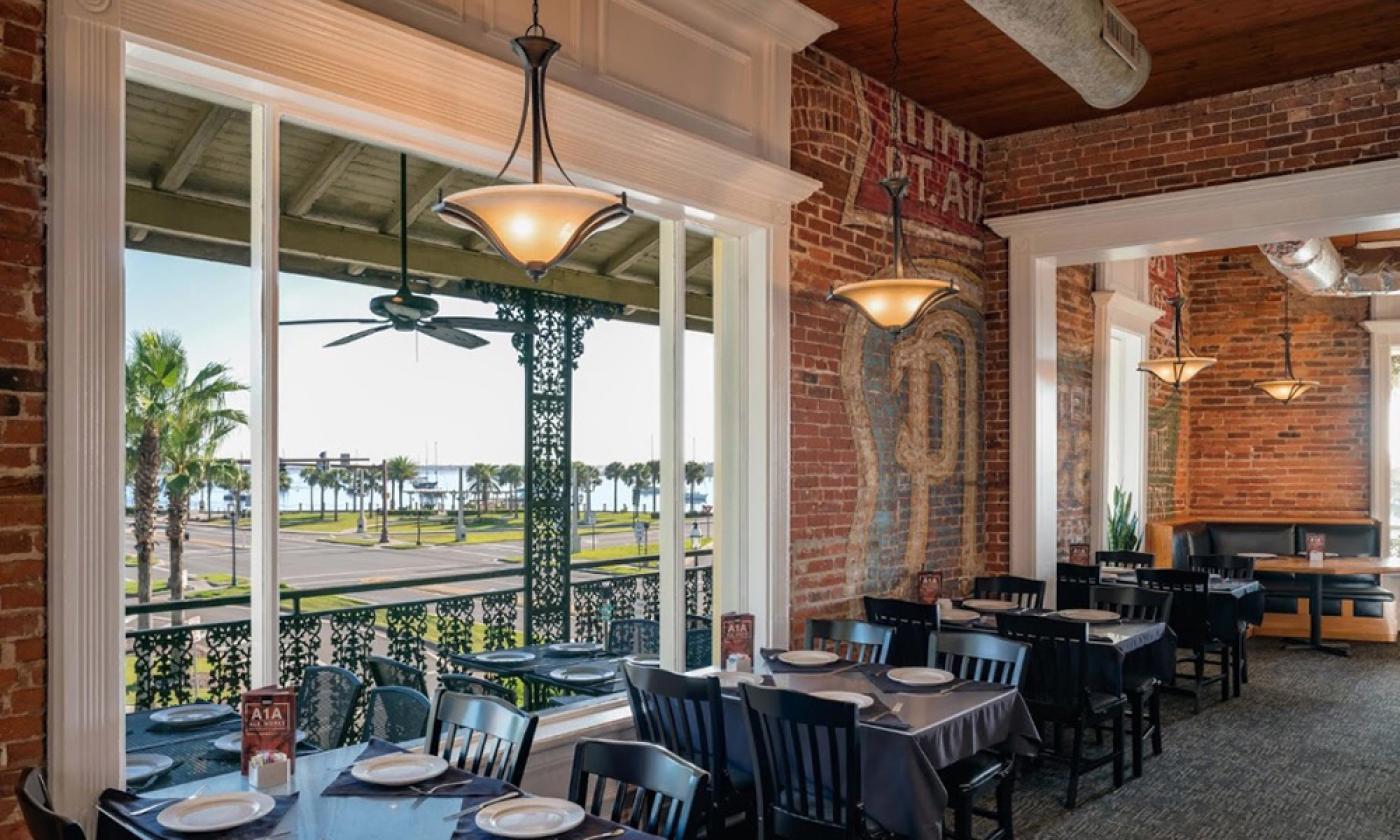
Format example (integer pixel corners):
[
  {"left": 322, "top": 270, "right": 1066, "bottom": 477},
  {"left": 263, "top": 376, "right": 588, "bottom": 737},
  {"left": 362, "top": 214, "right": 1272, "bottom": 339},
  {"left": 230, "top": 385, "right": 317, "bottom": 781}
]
[{"left": 123, "top": 579, "right": 170, "bottom": 596}]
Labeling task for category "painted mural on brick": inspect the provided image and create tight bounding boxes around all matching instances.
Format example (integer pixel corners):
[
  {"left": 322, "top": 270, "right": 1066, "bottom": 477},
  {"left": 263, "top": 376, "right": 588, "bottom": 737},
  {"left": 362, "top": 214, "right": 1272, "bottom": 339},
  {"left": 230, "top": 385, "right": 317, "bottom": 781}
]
[
  {"left": 1056, "top": 266, "right": 1094, "bottom": 557},
  {"left": 1146, "top": 255, "right": 1190, "bottom": 521}
]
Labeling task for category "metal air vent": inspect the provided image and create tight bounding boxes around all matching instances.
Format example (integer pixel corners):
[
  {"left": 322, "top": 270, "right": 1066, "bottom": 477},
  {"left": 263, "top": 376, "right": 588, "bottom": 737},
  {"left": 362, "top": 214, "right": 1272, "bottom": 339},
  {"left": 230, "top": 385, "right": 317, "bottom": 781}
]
[{"left": 1101, "top": 0, "right": 1142, "bottom": 69}]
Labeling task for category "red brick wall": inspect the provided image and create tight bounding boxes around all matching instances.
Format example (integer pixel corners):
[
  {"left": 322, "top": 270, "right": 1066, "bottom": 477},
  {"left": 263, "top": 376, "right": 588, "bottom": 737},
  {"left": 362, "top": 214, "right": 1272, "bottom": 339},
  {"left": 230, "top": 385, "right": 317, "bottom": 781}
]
[
  {"left": 1056, "top": 265, "right": 1094, "bottom": 557},
  {"left": 0, "top": 0, "right": 46, "bottom": 831},
  {"left": 1184, "top": 251, "right": 1370, "bottom": 516}
]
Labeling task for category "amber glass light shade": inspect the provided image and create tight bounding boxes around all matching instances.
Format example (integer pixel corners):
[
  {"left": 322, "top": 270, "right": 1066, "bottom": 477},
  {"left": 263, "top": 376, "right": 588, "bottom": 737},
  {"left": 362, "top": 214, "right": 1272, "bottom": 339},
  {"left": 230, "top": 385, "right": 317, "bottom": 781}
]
[
  {"left": 1137, "top": 355, "right": 1217, "bottom": 387},
  {"left": 828, "top": 277, "right": 956, "bottom": 331},
  {"left": 1254, "top": 378, "right": 1318, "bottom": 403}
]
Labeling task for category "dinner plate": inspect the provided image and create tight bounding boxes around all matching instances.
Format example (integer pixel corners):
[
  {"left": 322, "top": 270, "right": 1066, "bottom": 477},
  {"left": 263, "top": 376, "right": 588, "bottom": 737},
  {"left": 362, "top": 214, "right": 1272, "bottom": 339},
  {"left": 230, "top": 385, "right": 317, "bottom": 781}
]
[
  {"left": 715, "top": 671, "right": 762, "bottom": 687},
  {"left": 549, "top": 663, "right": 617, "bottom": 684},
  {"left": 211, "top": 730, "right": 307, "bottom": 755},
  {"left": 124, "top": 753, "right": 174, "bottom": 785},
  {"left": 885, "top": 667, "right": 955, "bottom": 687},
  {"left": 476, "top": 797, "right": 586, "bottom": 839},
  {"left": 1235, "top": 552, "right": 1276, "bottom": 559},
  {"left": 775, "top": 650, "right": 840, "bottom": 667},
  {"left": 546, "top": 642, "right": 602, "bottom": 656},
  {"left": 941, "top": 607, "right": 980, "bottom": 623},
  {"left": 811, "top": 690, "right": 874, "bottom": 709},
  {"left": 1053, "top": 609, "right": 1121, "bottom": 624},
  {"left": 156, "top": 791, "right": 275, "bottom": 833},
  {"left": 350, "top": 752, "right": 449, "bottom": 787},
  {"left": 963, "top": 599, "right": 1017, "bottom": 612},
  {"left": 624, "top": 654, "right": 661, "bottom": 668},
  {"left": 149, "top": 704, "right": 235, "bottom": 728},
  {"left": 474, "top": 650, "right": 537, "bottom": 665}
]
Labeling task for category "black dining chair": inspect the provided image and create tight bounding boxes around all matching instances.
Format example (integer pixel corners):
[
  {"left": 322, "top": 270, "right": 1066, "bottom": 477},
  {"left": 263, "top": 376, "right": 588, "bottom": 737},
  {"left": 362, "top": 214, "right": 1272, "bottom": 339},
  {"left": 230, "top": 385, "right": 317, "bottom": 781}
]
[
  {"left": 297, "top": 664, "right": 364, "bottom": 750},
  {"left": 623, "top": 663, "right": 751, "bottom": 837},
  {"left": 928, "top": 632, "right": 1028, "bottom": 840},
  {"left": 863, "top": 596, "right": 940, "bottom": 666},
  {"left": 971, "top": 575, "right": 1046, "bottom": 610},
  {"left": 739, "top": 683, "right": 880, "bottom": 840},
  {"left": 609, "top": 618, "right": 661, "bottom": 656},
  {"left": 996, "top": 613, "right": 1125, "bottom": 809},
  {"left": 427, "top": 691, "right": 538, "bottom": 785},
  {"left": 364, "top": 685, "right": 431, "bottom": 744},
  {"left": 1094, "top": 550, "right": 1155, "bottom": 570},
  {"left": 686, "top": 615, "right": 714, "bottom": 670},
  {"left": 1089, "top": 585, "right": 1173, "bottom": 778},
  {"left": 1189, "top": 554, "right": 1256, "bottom": 581},
  {"left": 803, "top": 618, "right": 894, "bottom": 664},
  {"left": 440, "top": 671, "right": 517, "bottom": 703},
  {"left": 17, "top": 768, "right": 84, "bottom": 840},
  {"left": 568, "top": 738, "right": 709, "bottom": 840},
  {"left": 1136, "top": 568, "right": 1231, "bottom": 712},
  {"left": 1055, "top": 563, "right": 1101, "bottom": 611},
  {"left": 367, "top": 655, "right": 428, "bottom": 693}
]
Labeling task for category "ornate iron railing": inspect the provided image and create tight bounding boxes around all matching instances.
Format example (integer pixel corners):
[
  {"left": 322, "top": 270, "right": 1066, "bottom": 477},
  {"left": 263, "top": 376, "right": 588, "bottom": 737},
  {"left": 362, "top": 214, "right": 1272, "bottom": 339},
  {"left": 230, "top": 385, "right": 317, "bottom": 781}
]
[{"left": 124, "top": 550, "right": 713, "bottom": 710}]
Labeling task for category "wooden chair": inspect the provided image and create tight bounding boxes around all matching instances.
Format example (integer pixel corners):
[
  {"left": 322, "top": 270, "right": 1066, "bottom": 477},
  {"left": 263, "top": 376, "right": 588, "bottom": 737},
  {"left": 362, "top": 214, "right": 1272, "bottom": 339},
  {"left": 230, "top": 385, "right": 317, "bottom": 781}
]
[
  {"left": 1094, "top": 550, "right": 1155, "bottom": 570},
  {"left": 929, "top": 632, "right": 1028, "bottom": 840},
  {"left": 427, "top": 691, "right": 538, "bottom": 785},
  {"left": 739, "top": 683, "right": 877, "bottom": 840},
  {"left": 440, "top": 672, "right": 517, "bottom": 703},
  {"left": 1055, "top": 563, "right": 1101, "bottom": 611},
  {"left": 296, "top": 664, "right": 364, "bottom": 750},
  {"left": 17, "top": 768, "right": 84, "bottom": 840},
  {"left": 1189, "top": 554, "right": 1256, "bottom": 581},
  {"left": 971, "top": 575, "right": 1046, "bottom": 610},
  {"left": 803, "top": 619, "right": 894, "bottom": 665},
  {"left": 1136, "top": 569, "right": 1231, "bottom": 712},
  {"left": 996, "top": 614, "right": 1125, "bottom": 809},
  {"left": 863, "top": 596, "right": 940, "bottom": 667},
  {"left": 623, "top": 663, "right": 751, "bottom": 837},
  {"left": 367, "top": 655, "right": 428, "bottom": 693},
  {"left": 568, "top": 738, "right": 709, "bottom": 840},
  {"left": 364, "top": 686, "right": 431, "bottom": 744},
  {"left": 1089, "top": 586, "right": 1172, "bottom": 778}
]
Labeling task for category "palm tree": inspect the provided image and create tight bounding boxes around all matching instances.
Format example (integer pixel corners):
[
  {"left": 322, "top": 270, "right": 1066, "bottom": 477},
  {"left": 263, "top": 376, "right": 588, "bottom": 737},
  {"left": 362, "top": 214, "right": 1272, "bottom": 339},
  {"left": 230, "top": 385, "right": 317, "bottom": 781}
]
[
  {"left": 571, "top": 462, "right": 601, "bottom": 517},
  {"left": 125, "top": 330, "right": 244, "bottom": 626},
  {"left": 386, "top": 456, "right": 418, "bottom": 511},
  {"left": 625, "top": 462, "right": 647, "bottom": 520},
  {"left": 603, "top": 461, "right": 625, "bottom": 513},
  {"left": 467, "top": 463, "right": 498, "bottom": 516},
  {"left": 684, "top": 461, "right": 706, "bottom": 514},
  {"left": 278, "top": 464, "right": 293, "bottom": 498},
  {"left": 164, "top": 404, "right": 244, "bottom": 606},
  {"left": 645, "top": 459, "right": 661, "bottom": 513},
  {"left": 211, "top": 459, "right": 250, "bottom": 586},
  {"left": 497, "top": 464, "right": 523, "bottom": 515},
  {"left": 301, "top": 465, "right": 324, "bottom": 518},
  {"left": 325, "top": 468, "right": 346, "bottom": 518}
]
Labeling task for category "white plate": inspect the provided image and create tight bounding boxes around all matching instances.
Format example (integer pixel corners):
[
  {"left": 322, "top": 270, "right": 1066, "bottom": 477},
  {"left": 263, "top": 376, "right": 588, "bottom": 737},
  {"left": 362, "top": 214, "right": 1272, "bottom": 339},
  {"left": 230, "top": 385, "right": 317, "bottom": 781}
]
[
  {"left": 476, "top": 651, "right": 536, "bottom": 664},
  {"left": 350, "top": 753, "right": 449, "bottom": 787},
  {"left": 811, "top": 690, "right": 874, "bottom": 709},
  {"left": 1053, "top": 609, "right": 1121, "bottom": 623},
  {"left": 941, "top": 608, "right": 980, "bottom": 623},
  {"left": 549, "top": 664, "right": 617, "bottom": 684},
  {"left": 211, "top": 730, "right": 307, "bottom": 754},
  {"left": 124, "top": 754, "right": 174, "bottom": 785},
  {"left": 624, "top": 654, "right": 660, "bottom": 668},
  {"left": 715, "top": 672, "right": 762, "bottom": 687},
  {"left": 476, "top": 797, "right": 586, "bottom": 839},
  {"left": 150, "top": 704, "right": 235, "bottom": 728},
  {"left": 156, "top": 791, "right": 275, "bottom": 833},
  {"left": 885, "top": 667, "right": 955, "bottom": 687},
  {"left": 963, "top": 599, "right": 1017, "bottom": 612},
  {"left": 775, "top": 650, "right": 840, "bottom": 667},
  {"left": 546, "top": 642, "right": 601, "bottom": 656}
]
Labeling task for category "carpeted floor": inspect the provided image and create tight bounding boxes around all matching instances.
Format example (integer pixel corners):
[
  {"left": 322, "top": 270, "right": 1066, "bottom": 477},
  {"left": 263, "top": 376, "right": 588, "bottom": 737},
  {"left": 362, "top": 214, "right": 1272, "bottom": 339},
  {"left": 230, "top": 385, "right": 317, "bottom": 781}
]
[{"left": 1006, "top": 640, "right": 1400, "bottom": 839}]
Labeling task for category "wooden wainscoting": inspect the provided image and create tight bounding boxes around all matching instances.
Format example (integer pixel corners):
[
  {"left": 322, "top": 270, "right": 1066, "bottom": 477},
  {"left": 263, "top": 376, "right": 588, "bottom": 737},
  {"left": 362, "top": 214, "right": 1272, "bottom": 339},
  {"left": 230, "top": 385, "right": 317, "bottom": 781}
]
[{"left": 1253, "top": 599, "right": 1399, "bottom": 644}]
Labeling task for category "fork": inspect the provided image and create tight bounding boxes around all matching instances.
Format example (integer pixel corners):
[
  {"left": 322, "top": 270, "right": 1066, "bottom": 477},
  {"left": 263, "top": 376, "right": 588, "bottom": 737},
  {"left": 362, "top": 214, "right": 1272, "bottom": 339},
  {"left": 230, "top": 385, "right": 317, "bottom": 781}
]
[
  {"left": 441, "top": 791, "right": 522, "bottom": 821},
  {"left": 577, "top": 829, "right": 627, "bottom": 840},
  {"left": 127, "top": 783, "right": 207, "bottom": 816},
  {"left": 412, "top": 779, "right": 474, "bottom": 795}
]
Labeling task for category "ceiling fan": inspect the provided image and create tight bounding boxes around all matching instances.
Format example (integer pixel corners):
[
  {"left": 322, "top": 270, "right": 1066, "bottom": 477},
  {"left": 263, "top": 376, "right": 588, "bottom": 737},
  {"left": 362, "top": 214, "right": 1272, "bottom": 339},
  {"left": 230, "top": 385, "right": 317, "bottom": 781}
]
[{"left": 280, "top": 152, "right": 532, "bottom": 350}]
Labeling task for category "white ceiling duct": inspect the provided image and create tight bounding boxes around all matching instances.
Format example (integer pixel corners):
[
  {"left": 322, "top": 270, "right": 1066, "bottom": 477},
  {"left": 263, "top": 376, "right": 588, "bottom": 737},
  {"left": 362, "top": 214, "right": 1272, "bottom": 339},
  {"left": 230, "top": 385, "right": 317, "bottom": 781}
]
[
  {"left": 963, "top": 0, "right": 1150, "bottom": 109},
  {"left": 1260, "top": 239, "right": 1400, "bottom": 296}
]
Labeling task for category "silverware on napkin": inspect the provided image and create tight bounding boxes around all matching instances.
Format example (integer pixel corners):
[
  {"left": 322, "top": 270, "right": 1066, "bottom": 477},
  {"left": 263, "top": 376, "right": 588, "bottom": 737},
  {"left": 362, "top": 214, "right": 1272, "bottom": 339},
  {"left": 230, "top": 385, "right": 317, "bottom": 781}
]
[
  {"left": 577, "top": 829, "right": 627, "bottom": 840},
  {"left": 442, "top": 791, "right": 522, "bottom": 821},
  {"left": 127, "top": 783, "right": 207, "bottom": 816}
]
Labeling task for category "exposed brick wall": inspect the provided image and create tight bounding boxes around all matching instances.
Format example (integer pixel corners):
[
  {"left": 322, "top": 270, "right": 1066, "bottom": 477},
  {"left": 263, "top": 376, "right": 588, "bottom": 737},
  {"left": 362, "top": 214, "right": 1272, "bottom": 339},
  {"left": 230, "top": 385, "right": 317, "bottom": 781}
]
[
  {"left": 1056, "top": 265, "right": 1094, "bottom": 557},
  {"left": 1146, "top": 256, "right": 1192, "bottom": 522},
  {"left": 1184, "top": 251, "right": 1370, "bottom": 516},
  {"left": 0, "top": 0, "right": 46, "bottom": 831}
]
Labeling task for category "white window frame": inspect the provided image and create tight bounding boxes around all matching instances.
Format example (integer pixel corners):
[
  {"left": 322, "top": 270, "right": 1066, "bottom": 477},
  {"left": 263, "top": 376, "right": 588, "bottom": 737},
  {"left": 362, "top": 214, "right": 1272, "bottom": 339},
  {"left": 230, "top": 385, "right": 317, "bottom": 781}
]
[
  {"left": 1363, "top": 316, "right": 1400, "bottom": 557},
  {"left": 48, "top": 0, "right": 821, "bottom": 822}
]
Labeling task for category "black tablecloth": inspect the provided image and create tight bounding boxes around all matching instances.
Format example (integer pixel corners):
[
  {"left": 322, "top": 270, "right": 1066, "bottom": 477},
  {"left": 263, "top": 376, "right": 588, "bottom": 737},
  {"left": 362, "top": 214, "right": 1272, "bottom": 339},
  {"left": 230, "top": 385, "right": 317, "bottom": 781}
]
[
  {"left": 125, "top": 709, "right": 318, "bottom": 791},
  {"left": 1101, "top": 574, "right": 1266, "bottom": 641},
  {"left": 98, "top": 789, "right": 298, "bottom": 840},
  {"left": 452, "top": 807, "right": 663, "bottom": 840},
  {"left": 322, "top": 738, "right": 512, "bottom": 798}
]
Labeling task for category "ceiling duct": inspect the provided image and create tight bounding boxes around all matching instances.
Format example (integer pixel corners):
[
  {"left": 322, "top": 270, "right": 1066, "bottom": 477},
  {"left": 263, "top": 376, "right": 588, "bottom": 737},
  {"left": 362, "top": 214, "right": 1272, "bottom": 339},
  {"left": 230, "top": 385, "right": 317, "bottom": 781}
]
[
  {"left": 963, "top": 0, "right": 1150, "bottom": 109},
  {"left": 1260, "top": 239, "right": 1400, "bottom": 296}
]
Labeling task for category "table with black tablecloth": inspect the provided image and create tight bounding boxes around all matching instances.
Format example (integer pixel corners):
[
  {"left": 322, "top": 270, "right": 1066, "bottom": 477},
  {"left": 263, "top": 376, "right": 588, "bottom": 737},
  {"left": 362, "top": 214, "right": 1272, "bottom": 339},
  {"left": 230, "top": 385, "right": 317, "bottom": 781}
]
[
  {"left": 450, "top": 644, "right": 627, "bottom": 709},
  {"left": 124, "top": 709, "right": 321, "bottom": 791},
  {"left": 1101, "top": 572, "right": 1265, "bottom": 642}
]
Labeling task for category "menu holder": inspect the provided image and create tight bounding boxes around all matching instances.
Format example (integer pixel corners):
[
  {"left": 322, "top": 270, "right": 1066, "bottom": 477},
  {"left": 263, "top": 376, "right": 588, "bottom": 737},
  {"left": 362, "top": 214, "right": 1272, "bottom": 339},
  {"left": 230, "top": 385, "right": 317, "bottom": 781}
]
[
  {"left": 241, "top": 686, "right": 297, "bottom": 776},
  {"left": 721, "top": 612, "right": 754, "bottom": 662},
  {"left": 914, "top": 570, "right": 942, "bottom": 605},
  {"left": 1068, "top": 543, "right": 1090, "bottom": 566},
  {"left": 1305, "top": 532, "right": 1325, "bottom": 567}
]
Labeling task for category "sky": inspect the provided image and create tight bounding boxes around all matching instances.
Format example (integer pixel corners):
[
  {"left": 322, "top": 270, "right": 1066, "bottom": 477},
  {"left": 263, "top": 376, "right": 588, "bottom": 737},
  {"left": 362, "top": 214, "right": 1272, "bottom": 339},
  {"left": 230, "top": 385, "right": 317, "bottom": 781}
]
[{"left": 124, "top": 249, "right": 715, "bottom": 468}]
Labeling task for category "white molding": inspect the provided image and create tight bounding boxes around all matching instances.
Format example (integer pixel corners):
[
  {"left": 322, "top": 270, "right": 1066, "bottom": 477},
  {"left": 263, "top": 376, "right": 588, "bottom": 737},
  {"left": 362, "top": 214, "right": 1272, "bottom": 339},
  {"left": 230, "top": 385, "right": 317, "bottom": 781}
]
[
  {"left": 700, "top": 0, "right": 836, "bottom": 51},
  {"left": 46, "top": 3, "right": 128, "bottom": 832},
  {"left": 1364, "top": 319, "right": 1400, "bottom": 556},
  {"left": 760, "top": 223, "right": 789, "bottom": 648},
  {"left": 1093, "top": 289, "right": 1162, "bottom": 334},
  {"left": 1008, "top": 241, "right": 1058, "bottom": 583},
  {"left": 658, "top": 217, "right": 687, "bottom": 669}
]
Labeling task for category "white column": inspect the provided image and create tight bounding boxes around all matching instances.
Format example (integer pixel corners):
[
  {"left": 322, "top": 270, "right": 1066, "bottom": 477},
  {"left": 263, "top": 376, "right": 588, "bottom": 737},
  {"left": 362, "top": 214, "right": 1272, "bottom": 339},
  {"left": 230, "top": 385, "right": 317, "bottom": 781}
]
[
  {"left": 1008, "top": 239, "right": 1059, "bottom": 583},
  {"left": 1363, "top": 319, "right": 1400, "bottom": 557},
  {"left": 46, "top": 1, "right": 127, "bottom": 826},
  {"left": 712, "top": 237, "right": 742, "bottom": 620},
  {"left": 658, "top": 219, "right": 687, "bottom": 669},
  {"left": 755, "top": 224, "right": 787, "bottom": 650}
]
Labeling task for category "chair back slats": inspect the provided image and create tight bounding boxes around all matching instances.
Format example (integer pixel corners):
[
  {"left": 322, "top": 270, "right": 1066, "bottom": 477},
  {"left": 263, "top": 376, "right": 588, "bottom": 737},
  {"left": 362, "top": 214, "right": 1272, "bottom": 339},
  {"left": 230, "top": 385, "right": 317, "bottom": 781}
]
[
  {"left": 1095, "top": 550, "right": 1155, "bottom": 569},
  {"left": 609, "top": 619, "right": 662, "bottom": 656},
  {"left": 568, "top": 739, "right": 707, "bottom": 840},
  {"left": 803, "top": 619, "right": 894, "bottom": 665},
  {"left": 863, "top": 596, "right": 939, "bottom": 666},
  {"left": 1089, "top": 584, "right": 1173, "bottom": 623},
  {"left": 365, "top": 685, "right": 431, "bottom": 744},
  {"left": 1136, "top": 568, "right": 1212, "bottom": 646},
  {"left": 1189, "top": 554, "right": 1256, "bottom": 581},
  {"left": 296, "top": 664, "right": 364, "bottom": 750},
  {"left": 1055, "top": 563, "right": 1101, "bottom": 610},
  {"left": 995, "top": 614, "right": 1092, "bottom": 717},
  {"left": 929, "top": 631, "right": 1028, "bottom": 687},
  {"left": 739, "top": 683, "right": 861, "bottom": 840},
  {"left": 18, "top": 768, "right": 84, "bottom": 840},
  {"left": 623, "top": 664, "right": 727, "bottom": 795},
  {"left": 428, "top": 691, "right": 538, "bottom": 785},
  {"left": 971, "top": 575, "right": 1046, "bottom": 609},
  {"left": 367, "top": 655, "right": 427, "bottom": 693}
]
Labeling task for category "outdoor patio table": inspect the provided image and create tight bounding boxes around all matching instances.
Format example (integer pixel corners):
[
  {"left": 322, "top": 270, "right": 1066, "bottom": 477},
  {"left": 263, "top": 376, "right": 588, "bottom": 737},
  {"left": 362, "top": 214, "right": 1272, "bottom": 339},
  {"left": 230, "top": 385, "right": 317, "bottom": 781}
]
[
  {"left": 124, "top": 709, "right": 318, "bottom": 791},
  {"left": 720, "top": 660, "right": 1040, "bottom": 840},
  {"left": 450, "top": 644, "right": 626, "bottom": 709}
]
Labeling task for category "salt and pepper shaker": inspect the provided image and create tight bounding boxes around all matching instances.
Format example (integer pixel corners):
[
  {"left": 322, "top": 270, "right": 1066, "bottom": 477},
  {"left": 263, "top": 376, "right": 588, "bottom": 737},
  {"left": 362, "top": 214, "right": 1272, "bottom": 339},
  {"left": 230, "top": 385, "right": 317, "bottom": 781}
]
[{"left": 725, "top": 653, "right": 752, "bottom": 673}]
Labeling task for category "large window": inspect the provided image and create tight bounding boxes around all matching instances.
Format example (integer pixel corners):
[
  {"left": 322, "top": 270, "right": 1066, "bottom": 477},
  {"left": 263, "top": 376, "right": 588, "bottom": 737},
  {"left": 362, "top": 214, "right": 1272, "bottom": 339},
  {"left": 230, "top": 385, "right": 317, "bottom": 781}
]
[{"left": 1104, "top": 327, "right": 1146, "bottom": 537}]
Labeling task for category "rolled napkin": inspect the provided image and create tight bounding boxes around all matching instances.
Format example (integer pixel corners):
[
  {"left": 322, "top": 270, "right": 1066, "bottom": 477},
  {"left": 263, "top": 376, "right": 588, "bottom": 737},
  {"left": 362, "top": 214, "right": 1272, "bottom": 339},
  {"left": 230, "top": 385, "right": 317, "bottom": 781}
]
[
  {"left": 98, "top": 788, "right": 297, "bottom": 840},
  {"left": 321, "top": 738, "right": 515, "bottom": 799}
]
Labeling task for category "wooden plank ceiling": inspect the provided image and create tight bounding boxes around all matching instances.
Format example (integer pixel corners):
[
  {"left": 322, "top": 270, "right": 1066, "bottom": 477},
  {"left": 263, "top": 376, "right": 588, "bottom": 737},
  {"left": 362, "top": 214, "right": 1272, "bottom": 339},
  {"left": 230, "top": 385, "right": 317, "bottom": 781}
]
[{"left": 799, "top": 0, "right": 1400, "bottom": 137}]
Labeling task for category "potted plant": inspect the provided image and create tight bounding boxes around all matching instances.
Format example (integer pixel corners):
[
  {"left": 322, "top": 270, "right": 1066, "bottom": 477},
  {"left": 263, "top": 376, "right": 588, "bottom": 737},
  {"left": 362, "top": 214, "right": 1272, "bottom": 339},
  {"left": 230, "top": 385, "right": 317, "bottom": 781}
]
[{"left": 1107, "top": 486, "right": 1141, "bottom": 551}]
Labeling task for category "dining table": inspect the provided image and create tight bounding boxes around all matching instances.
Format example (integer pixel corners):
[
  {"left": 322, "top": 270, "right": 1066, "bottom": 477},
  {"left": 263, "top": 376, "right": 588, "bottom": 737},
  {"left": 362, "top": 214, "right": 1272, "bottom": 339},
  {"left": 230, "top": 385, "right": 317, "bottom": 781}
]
[
  {"left": 450, "top": 644, "right": 629, "bottom": 709},
  {"left": 1099, "top": 569, "right": 1266, "bottom": 644},
  {"left": 1252, "top": 554, "right": 1400, "bottom": 656},
  {"left": 124, "top": 707, "right": 321, "bottom": 791},
  {"left": 718, "top": 653, "right": 1041, "bottom": 840}
]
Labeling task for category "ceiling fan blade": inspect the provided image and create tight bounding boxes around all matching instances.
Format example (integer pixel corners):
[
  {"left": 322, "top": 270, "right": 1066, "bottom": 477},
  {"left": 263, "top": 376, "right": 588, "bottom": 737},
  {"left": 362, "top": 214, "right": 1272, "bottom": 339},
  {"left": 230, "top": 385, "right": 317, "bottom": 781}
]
[
  {"left": 428, "top": 316, "right": 536, "bottom": 334},
  {"left": 418, "top": 322, "right": 489, "bottom": 350},
  {"left": 324, "top": 324, "right": 393, "bottom": 347},
  {"left": 281, "top": 318, "right": 384, "bottom": 326}
]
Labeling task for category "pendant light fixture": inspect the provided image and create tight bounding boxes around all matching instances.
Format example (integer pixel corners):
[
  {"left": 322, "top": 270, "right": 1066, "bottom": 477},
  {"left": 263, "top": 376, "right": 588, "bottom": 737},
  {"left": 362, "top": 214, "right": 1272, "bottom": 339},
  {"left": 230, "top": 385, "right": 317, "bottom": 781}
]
[
  {"left": 827, "top": 0, "right": 957, "bottom": 332},
  {"left": 1254, "top": 278, "right": 1317, "bottom": 403},
  {"left": 1138, "top": 294, "right": 1216, "bottom": 388},
  {"left": 433, "top": 0, "right": 631, "bottom": 280}
]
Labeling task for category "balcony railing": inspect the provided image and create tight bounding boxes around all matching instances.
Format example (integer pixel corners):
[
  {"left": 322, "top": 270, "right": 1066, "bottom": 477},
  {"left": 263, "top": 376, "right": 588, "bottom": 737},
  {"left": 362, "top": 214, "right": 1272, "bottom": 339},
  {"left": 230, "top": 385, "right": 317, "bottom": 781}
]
[{"left": 123, "top": 550, "right": 714, "bottom": 711}]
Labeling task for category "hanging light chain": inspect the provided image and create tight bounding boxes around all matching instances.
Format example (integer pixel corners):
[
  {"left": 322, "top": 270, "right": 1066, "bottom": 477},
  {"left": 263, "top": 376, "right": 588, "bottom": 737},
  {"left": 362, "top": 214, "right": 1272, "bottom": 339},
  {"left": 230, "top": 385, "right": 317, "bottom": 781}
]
[
  {"left": 889, "top": 0, "right": 903, "bottom": 178},
  {"left": 527, "top": 0, "right": 544, "bottom": 36}
]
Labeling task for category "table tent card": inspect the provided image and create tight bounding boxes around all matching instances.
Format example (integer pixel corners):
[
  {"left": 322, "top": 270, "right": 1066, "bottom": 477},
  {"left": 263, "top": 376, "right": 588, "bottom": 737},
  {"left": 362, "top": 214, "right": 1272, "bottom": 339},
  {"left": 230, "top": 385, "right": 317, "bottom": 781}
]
[
  {"left": 915, "top": 570, "right": 943, "bottom": 604},
  {"left": 1068, "top": 543, "right": 1090, "bottom": 566},
  {"left": 241, "top": 686, "right": 297, "bottom": 775},
  {"left": 721, "top": 612, "right": 755, "bottom": 661},
  {"left": 1305, "top": 532, "right": 1326, "bottom": 566}
]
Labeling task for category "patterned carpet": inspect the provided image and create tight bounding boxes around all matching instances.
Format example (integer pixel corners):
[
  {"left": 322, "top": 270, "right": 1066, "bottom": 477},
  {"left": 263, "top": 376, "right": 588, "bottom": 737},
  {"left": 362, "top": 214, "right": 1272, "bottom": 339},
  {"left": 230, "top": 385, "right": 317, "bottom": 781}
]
[{"left": 1009, "top": 640, "right": 1400, "bottom": 839}]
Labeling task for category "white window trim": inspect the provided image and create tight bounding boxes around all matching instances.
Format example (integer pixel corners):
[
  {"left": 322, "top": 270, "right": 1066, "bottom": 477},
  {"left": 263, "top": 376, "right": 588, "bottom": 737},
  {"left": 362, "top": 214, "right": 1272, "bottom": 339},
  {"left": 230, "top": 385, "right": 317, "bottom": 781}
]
[
  {"left": 1363, "top": 319, "right": 1400, "bottom": 556},
  {"left": 47, "top": 0, "right": 823, "bottom": 824}
]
